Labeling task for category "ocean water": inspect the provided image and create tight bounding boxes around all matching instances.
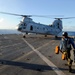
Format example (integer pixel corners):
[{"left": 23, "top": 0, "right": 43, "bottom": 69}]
[
  {"left": 63, "top": 31, "right": 75, "bottom": 36},
  {"left": 0, "top": 29, "right": 75, "bottom": 36},
  {"left": 0, "top": 29, "right": 21, "bottom": 34},
  {"left": 57, "top": 31, "right": 75, "bottom": 36}
]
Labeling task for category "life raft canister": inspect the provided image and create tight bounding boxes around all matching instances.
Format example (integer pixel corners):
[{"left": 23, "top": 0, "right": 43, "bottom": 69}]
[
  {"left": 55, "top": 46, "right": 59, "bottom": 54},
  {"left": 62, "top": 52, "right": 67, "bottom": 60}
]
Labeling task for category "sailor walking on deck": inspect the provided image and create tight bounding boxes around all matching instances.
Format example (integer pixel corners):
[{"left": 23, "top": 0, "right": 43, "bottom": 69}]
[{"left": 60, "top": 32, "right": 75, "bottom": 72}]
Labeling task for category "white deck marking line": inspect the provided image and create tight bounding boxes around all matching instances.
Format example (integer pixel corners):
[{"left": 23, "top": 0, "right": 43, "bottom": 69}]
[
  {"left": 16, "top": 40, "right": 54, "bottom": 60},
  {"left": 22, "top": 38, "right": 65, "bottom": 75}
]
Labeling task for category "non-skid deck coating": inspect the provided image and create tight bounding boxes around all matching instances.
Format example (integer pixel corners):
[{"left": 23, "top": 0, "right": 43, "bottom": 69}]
[{"left": 0, "top": 34, "right": 75, "bottom": 75}]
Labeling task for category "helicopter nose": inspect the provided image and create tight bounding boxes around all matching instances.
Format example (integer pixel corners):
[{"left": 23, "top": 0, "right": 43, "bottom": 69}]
[{"left": 17, "top": 28, "right": 22, "bottom": 31}]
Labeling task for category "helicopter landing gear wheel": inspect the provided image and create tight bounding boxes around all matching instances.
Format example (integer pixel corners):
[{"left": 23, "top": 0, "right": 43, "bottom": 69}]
[
  {"left": 23, "top": 35, "right": 26, "bottom": 38},
  {"left": 26, "top": 32, "right": 28, "bottom": 34},
  {"left": 45, "top": 35, "right": 47, "bottom": 37},
  {"left": 55, "top": 36, "right": 58, "bottom": 38},
  {"left": 23, "top": 33, "right": 26, "bottom": 38}
]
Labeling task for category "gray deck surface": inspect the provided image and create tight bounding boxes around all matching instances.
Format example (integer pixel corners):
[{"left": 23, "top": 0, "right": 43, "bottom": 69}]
[{"left": 0, "top": 34, "right": 75, "bottom": 75}]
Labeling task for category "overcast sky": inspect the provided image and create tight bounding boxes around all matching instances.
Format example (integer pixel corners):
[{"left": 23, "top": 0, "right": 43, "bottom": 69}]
[{"left": 0, "top": 0, "right": 75, "bottom": 31}]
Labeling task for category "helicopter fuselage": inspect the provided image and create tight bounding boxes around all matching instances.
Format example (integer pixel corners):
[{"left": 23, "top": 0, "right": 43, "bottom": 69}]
[{"left": 17, "top": 17, "right": 62, "bottom": 36}]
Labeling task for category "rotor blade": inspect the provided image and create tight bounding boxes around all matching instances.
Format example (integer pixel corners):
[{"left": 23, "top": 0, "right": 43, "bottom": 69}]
[
  {"left": 31, "top": 15, "right": 64, "bottom": 18},
  {"left": 31, "top": 15, "right": 53, "bottom": 18},
  {"left": 0, "top": 11, "right": 63, "bottom": 18},
  {"left": 0, "top": 12, "right": 22, "bottom": 16},
  {"left": 0, "top": 12, "right": 52, "bottom": 18},
  {"left": 1, "top": 11, "right": 75, "bottom": 19},
  {"left": 54, "top": 17, "right": 75, "bottom": 20},
  {"left": 61, "top": 17, "right": 75, "bottom": 19},
  {"left": 0, "top": 11, "right": 31, "bottom": 17}
]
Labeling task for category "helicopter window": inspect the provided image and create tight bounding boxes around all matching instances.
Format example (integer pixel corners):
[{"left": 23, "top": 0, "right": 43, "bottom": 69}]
[
  {"left": 23, "top": 27, "right": 26, "bottom": 29},
  {"left": 43, "top": 28, "right": 45, "bottom": 30},
  {"left": 30, "top": 26, "right": 33, "bottom": 30},
  {"left": 24, "top": 24, "right": 25, "bottom": 26},
  {"left": 47, "top": 28, "right": 48, "bottom": 30},
  {"left": 37, "top": 27, "right": 39, "bottom": 29}
]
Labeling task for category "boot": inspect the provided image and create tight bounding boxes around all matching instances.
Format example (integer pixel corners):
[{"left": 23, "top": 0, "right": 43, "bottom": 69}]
[
  {"left": 69, "top": 66, "right": 72, "bottom": 72},
  {"left": 70, "top": 60, "right": 73, "bottom": 65},
  {"left": 68, "top": 59, "right": 73, "bottom": 72}
]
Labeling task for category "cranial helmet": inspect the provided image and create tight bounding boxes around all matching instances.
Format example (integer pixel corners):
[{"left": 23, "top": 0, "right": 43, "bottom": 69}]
[{"left": 62, "top": 32, "right": 68, "bottom": 37}]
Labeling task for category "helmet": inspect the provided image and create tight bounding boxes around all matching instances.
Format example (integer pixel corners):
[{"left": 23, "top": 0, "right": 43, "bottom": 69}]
[{"left": 62, "top": 32, "right": 68, "bottom": 37}]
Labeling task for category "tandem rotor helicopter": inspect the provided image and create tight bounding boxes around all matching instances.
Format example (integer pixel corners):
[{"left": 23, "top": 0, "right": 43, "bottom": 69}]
[{"left": 0, "top": 12, "right": 75, "bottom": 38}]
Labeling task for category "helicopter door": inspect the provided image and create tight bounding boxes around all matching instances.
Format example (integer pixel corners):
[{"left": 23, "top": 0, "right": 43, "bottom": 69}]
[{"left": 30, "top": 26, "right": 33, "bottom": 31}]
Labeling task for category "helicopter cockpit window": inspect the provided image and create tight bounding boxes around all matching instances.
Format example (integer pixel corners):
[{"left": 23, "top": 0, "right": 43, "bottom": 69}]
[
  {"left": 24, "top": 23, "right": 27, "bottom": 26},
  {"left": 21, "top": 24, "right": 23, "bottom": 26},
  {"left": 23, "top": 27, "right": 26, "bottom": 29},
  {"left": 57, "top": 23, "right": 59, "bottom": 28},
  {"left": 22, "top": 23, "right": 27, "bottom": 29}
]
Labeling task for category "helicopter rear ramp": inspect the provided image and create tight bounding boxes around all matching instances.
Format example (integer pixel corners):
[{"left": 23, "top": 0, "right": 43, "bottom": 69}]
[{"left": 0, "top": 34, "right": 75, "bottom": 75}]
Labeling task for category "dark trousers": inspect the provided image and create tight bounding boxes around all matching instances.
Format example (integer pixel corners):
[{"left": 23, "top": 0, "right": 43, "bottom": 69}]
[
  {"left": 65, "top": 50, "right": 72, "bottom": 66},
  {"left": 67, "top": 50, "right": 71, "bottom": 59}
]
